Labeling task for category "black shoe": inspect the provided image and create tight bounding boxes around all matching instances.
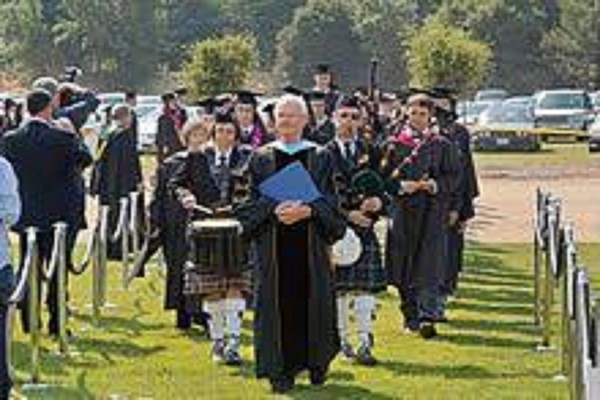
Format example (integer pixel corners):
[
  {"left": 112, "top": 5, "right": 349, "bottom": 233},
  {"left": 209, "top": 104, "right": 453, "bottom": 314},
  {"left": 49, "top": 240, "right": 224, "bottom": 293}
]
[
  {"left": 435, "top": 315, "right": 449, "bottom": 323},
  {"left": 224, "top": 349, "right": 242, "bottom": 366},
  {"left": 356, "top": 345, "right": 378, "bottom": 366},
  {"left": 309, "top": 369, "right": 327, "bottom": 386},
  {"left": 419, "top": 322, "right": 438, "bottom": 339},
  {"left": 270, "top": 376, "right": 294, "bottom": 394}
]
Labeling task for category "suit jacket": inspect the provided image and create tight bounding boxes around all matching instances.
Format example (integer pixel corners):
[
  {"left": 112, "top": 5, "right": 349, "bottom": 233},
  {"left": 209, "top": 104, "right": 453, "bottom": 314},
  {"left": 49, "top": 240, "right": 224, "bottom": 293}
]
[{"left": 0, "top": 120, "right": 93, "bottom": 232}]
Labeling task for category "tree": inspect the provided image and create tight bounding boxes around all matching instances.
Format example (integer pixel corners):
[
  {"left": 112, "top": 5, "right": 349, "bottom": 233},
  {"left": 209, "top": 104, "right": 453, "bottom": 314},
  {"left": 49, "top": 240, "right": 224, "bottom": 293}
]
[
  {"left": 219, "top": 0, "right": 305, "bottom": 65},
  {"left": 180, "top": 34, "right": 258, "bottom": 98},
  {"left": 435, "top": 0, "right": 556, "bottom": 92},
  {"left": 407, "top": 17, "right": 493, "bottom": 96},
  {"left": 542, "top": 0, "right": 600, "bottom": 88},
  {"left": 0, "top": 0, "right": 63, "bottom": 77},
  {"left": 274, "top": 0, "right": 370, "bottom": 90}
]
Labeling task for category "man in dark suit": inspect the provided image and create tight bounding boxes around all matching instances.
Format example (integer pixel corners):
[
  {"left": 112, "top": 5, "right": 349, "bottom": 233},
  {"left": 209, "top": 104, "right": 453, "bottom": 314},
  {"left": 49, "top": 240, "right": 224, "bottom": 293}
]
[{"left": 0, "top": 89, "right": 93, "bottom": 335}]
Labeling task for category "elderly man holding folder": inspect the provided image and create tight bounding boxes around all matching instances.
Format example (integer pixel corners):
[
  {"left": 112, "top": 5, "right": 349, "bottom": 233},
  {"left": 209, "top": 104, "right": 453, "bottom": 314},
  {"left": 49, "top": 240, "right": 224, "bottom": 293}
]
[{"left": 235, "top": 94, "right": 346, "bottom": 394}]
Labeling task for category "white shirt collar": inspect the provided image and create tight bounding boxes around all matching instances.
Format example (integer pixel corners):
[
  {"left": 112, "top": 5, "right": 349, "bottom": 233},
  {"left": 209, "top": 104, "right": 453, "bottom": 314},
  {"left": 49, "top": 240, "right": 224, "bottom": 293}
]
[
  {"left": 335, "top": 136, "right": 356, "bottom": 156},
  {"left": 215, "top": 147, "right": 233, "bottom": 165}
]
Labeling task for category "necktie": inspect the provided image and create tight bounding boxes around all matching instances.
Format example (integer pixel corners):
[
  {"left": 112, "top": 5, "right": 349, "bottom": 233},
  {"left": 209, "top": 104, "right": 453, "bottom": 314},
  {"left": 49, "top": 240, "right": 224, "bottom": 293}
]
[
  {"left": 219, "top": 154, "right": 227, "bottom": 168},
  {"left": 344, "top": 142, "right": 353, "bottom": 160}
]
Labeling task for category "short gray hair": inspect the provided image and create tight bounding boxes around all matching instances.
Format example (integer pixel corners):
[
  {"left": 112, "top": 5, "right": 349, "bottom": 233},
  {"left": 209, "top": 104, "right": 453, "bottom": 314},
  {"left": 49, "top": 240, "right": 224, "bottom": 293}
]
[
  {"left": 274, "top": 94, "right": 308, "bottom": 117},
  {"left": 32, "top": 76, "right": 59, "bottom": 96}
]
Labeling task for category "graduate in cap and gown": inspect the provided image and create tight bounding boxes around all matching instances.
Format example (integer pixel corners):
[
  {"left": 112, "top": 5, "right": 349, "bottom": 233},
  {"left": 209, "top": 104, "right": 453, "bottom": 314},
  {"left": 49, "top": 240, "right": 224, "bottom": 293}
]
[
  {"left": 313, "top": 64, "right": 342, "bottom": 116},
  {"left": 235, "top": 94, "right": 346, "bottom": 393},
  {"left": 382, "top": 93, "right": 460, "bottom": 339},
  {"left": 156, "top": 92, "right": 187, "bottom": 164},
  {"left": 431, "top": 87, "right": 479, "bottom": 321},
  {"left": 233, "top": 90, "right": 272, "bottom": 148},
  {"left": 305, "top": 90, "right": 336, "bottom": 145}
]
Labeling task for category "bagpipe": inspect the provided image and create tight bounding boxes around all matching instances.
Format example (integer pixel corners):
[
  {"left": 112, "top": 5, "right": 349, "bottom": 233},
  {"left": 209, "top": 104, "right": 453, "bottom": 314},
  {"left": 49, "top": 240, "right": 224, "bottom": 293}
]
[{"left": 332, "top": 147, "right": 386, "bottom": 267}]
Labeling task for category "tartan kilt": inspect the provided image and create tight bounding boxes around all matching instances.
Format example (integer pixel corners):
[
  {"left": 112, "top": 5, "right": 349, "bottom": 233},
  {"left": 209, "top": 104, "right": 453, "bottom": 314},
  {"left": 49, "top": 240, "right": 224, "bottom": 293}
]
[
  {"left": 335, "top": 225, "right": 387, "bottom": 293},
  {"left": 183, "top": 262, "right": 252, "bottom": 298}
]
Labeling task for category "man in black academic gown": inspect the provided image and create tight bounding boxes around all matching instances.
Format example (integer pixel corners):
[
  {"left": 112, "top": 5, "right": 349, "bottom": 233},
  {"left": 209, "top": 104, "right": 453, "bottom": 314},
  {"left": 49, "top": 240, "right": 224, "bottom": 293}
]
[
  {"left": 235, "top": 94, "right": 346, "bottom": 393},
  {"left": 90, "top": 104, "right": 143, "bottom": 260},
  {"left": 156, "top": 92, "right": 187, "bottom": 164},
  {"left": 382, "top": 93, "right": 460, "bottom": 339},
  {"left": 432, "top": 89, "right": 479, "bottom": 321},
  {"left": 305, "top": 90, "right": 336, "bottom": 145},
  {"left": 313, "top": 64, "right": 341, "bottom": 116},
  {"left": 0, "top": 89, "right": 93, "bottom": 335}
]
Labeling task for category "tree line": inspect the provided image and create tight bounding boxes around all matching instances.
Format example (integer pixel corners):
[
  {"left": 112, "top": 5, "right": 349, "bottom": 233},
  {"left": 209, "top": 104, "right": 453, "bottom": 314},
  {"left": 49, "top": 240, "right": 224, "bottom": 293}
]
[{"left": 0, "top": 0, "right": 597, "bottom": 97}]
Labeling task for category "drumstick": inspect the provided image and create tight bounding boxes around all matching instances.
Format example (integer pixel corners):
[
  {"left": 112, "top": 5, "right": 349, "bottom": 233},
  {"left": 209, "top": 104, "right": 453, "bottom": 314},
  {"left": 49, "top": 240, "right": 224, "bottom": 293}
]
[{"left": 193, "top": 204, "right": 215, "bottom": 216}]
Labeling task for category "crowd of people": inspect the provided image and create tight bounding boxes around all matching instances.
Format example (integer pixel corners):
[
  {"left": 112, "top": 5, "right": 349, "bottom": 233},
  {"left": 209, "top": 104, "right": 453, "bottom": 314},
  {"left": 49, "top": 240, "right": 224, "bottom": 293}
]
[{"left": 0, "top": 64, "right": 478, "bottom": 396}]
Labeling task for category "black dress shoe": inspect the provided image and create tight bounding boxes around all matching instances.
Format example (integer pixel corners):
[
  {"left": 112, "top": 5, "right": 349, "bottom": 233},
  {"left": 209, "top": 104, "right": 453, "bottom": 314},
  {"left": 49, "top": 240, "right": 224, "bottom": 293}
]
[
  {"left": 270, "top": 376, "right": 294, "bottom": 394},
  {"left": 419, "top": 322, "right": 438, "bottom": 339},
  {"left": 356, "top": 345, "right": 378, "bottom": 366},
  {"left": 309, "top": 369, "right": 327, "bottom": 386}
]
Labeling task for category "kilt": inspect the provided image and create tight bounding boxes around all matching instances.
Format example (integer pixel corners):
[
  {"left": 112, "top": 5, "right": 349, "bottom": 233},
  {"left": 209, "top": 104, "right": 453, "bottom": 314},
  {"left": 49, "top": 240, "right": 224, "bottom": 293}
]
[
  {"left": 335, "top": 225, "right": 387, "bottom": 293},
  {"left": 183, "top": 263, "right": 252, "bottom": 298}
]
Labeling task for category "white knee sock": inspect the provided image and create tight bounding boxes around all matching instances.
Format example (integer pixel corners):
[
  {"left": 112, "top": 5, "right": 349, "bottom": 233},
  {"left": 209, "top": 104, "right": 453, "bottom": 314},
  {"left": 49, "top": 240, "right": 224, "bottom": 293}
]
[
  {"left": 224, "top": 298, "right": 246, "bottom": 347},
  {"left": 336, "top": 294, "right": 351, "bottom": 343},
  {"left": 355, "top": 294, "right": 376, "bottom": 347},
  {"left": 203, "top": 299, "right": 225, "bottom": 342}
]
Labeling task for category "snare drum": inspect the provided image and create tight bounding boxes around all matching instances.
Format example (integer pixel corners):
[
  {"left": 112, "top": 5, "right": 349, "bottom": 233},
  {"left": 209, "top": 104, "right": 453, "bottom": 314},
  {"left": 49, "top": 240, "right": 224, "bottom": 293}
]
[{"left": 187, "top": 218, "right": 244, "bottom": 277}]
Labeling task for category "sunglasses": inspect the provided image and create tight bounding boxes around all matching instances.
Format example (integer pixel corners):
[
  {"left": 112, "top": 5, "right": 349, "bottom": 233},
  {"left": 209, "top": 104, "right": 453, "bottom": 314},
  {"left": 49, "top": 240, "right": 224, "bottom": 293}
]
[{"left": 339, "top": 112, "right": 361, "bottom": 120}]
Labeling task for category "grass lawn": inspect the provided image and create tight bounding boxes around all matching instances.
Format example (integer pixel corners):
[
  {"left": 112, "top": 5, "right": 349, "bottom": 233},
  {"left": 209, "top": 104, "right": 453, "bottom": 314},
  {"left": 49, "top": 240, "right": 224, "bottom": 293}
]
[
  {"left": 474, "top": 143, "right": 600, "bottom": 170},
  {"left": 9, "top": 243, "right": 600, "bottom": 400}
]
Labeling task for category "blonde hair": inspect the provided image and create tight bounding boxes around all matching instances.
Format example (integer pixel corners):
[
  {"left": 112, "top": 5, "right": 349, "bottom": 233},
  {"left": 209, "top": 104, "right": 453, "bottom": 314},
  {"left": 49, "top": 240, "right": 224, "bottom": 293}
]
[{"left": 180, "top": 116, "right": 209, "bottom": 146}]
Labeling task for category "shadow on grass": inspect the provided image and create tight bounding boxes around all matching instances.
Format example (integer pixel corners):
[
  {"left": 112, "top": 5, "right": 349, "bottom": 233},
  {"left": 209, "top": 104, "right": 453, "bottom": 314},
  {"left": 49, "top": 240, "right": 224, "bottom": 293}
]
[
  {"left": 289, "top": 383, "right": 396, "bottom": 400},
  {"left": 448, "top": 318, "right": 537, "bottom": 336},
  {"left": 457, "top": 286, "right": 533, "bottom": 305},
  {"left": 436, "top": 331, "right": 535, "bottom": 350},
  {"left": 72, "top": 336, "right": 166, "bottom": 364},
  {"left": 73, "top": 313, "right": 168, "bottom": 337},
  {"left": 450, "top": 299, "right": 532, "bottom": 317}
]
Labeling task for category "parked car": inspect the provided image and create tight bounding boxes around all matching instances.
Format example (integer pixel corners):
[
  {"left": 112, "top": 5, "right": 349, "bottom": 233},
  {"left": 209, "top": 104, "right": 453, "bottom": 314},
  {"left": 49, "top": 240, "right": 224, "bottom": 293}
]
[
  {"left": 589, "top": 115, "right": 600, "bottom": 153},
  {"left": 457, "top": 100, "right": 500, "bottom": 126},
  {"left": 532, "top": 89, "right": 595, "bottom": 133},
  {"left": 474, "top": 89, "right": 509, "bottom": 102},
  {"left": 591, "top": 91, "right": 600, "bottom": 114},
  {"left": 473, "top": 100, "right": 540, "bottom": 152},
  {"left": 98, "top": 92, "right": 125, "bottom": 110}
]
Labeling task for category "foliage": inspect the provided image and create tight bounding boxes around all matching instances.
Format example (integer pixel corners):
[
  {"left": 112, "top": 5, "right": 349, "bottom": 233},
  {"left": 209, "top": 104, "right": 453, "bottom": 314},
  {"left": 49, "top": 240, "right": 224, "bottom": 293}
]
[
  {"left": 407, "top": 16, "right": 493, "bottom": 96},
  {"left": 274, "top": 0, "right": 370, "bottom": 90},
  {"left": 180, "top": 34, "right": 258, "bottom": 98}
]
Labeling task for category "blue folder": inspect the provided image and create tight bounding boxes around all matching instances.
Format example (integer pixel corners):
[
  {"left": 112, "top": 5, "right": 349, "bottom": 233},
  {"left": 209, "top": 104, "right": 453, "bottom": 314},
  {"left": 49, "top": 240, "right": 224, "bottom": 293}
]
[{"left": 259, "top": 161, "right": 322, "bottom": 203}]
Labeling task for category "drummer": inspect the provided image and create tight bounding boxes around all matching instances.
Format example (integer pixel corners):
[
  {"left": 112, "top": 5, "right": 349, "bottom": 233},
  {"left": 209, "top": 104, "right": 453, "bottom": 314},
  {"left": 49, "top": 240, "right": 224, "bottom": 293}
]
[
  {"left": 171, "top": 111, "right": 251, "bottom": 366},
  {"left": 325, "top": 96, "right": 387, "bottom": 366}
]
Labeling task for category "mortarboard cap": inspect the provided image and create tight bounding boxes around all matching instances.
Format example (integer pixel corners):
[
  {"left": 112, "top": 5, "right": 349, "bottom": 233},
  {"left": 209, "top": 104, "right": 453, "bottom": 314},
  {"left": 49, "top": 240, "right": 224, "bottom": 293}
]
[
  {"left": 234, "top": 90, "right": 262, "bottom": 106},
  {"left": 197, "top": 97, "right": 225, "bottom": 115},
  {"left": 315, "top": 64, "right": 332, "bottom": 75},
  {"left": 337, "top": 95, "right": 362, "bottom": 110},
  {"left": 214, "top": 110, "right": 236, "bottom": 125}
]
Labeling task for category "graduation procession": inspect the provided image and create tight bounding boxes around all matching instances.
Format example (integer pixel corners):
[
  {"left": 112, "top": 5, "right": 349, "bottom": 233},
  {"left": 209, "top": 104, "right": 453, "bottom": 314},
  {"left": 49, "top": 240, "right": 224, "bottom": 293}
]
[{"left": 0, "top": 2, "right": 599, "bottom": 397}]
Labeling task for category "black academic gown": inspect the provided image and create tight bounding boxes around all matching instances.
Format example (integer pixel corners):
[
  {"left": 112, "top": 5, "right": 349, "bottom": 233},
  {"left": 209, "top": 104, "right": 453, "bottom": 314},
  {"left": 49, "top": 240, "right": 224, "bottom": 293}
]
[
  {"left": 305, "top": 119, "right": 336, "bottom": 145},
  {"left": 90, "top": 126, "right": 142, "bottom": 260},
  {"left": 156, "top": 112, "right": 185, "bottom": 164},
  {"left": 383, "top": 131, "right": 460, "bottom": 292},
  {"left": 441, "top": 123, "right": 479, "bottom": 295},
  {"left": 235, "top": 144, "right": 346, "bottom": 381}
]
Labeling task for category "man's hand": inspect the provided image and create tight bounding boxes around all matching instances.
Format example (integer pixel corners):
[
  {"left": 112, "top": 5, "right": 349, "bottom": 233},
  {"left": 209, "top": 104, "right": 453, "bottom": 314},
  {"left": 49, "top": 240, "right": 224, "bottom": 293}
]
[
  {"left": 448, "top": 211, "right": 459, "bottom": 227},
  {"left": 348, "top": 210, "right": 373, "bottom": 228},
  {"left": 275, "top": 201, "right": 312, "bottom": 225},
  {"left": 401, "top": 180, "right": 421, "bottom": 195},
  {"left": 360, "top": 197, "right": 382, "bottom": 213}
]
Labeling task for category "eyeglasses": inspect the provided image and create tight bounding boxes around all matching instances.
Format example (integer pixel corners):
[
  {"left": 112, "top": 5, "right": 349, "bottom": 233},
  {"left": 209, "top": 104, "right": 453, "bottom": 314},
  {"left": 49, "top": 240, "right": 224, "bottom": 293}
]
[{"left": 339, "top": 112, "right": 361, "bottom": 120}]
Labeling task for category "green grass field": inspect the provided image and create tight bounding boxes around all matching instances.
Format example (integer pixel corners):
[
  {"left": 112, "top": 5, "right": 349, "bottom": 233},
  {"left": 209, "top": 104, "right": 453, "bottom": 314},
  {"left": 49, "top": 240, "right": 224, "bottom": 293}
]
[
  {"left": 474, "top": 143, "right": 600, "bottom": 170},
  {"left": 8, "top": 243, "right": 600, "bottom": 399}
]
